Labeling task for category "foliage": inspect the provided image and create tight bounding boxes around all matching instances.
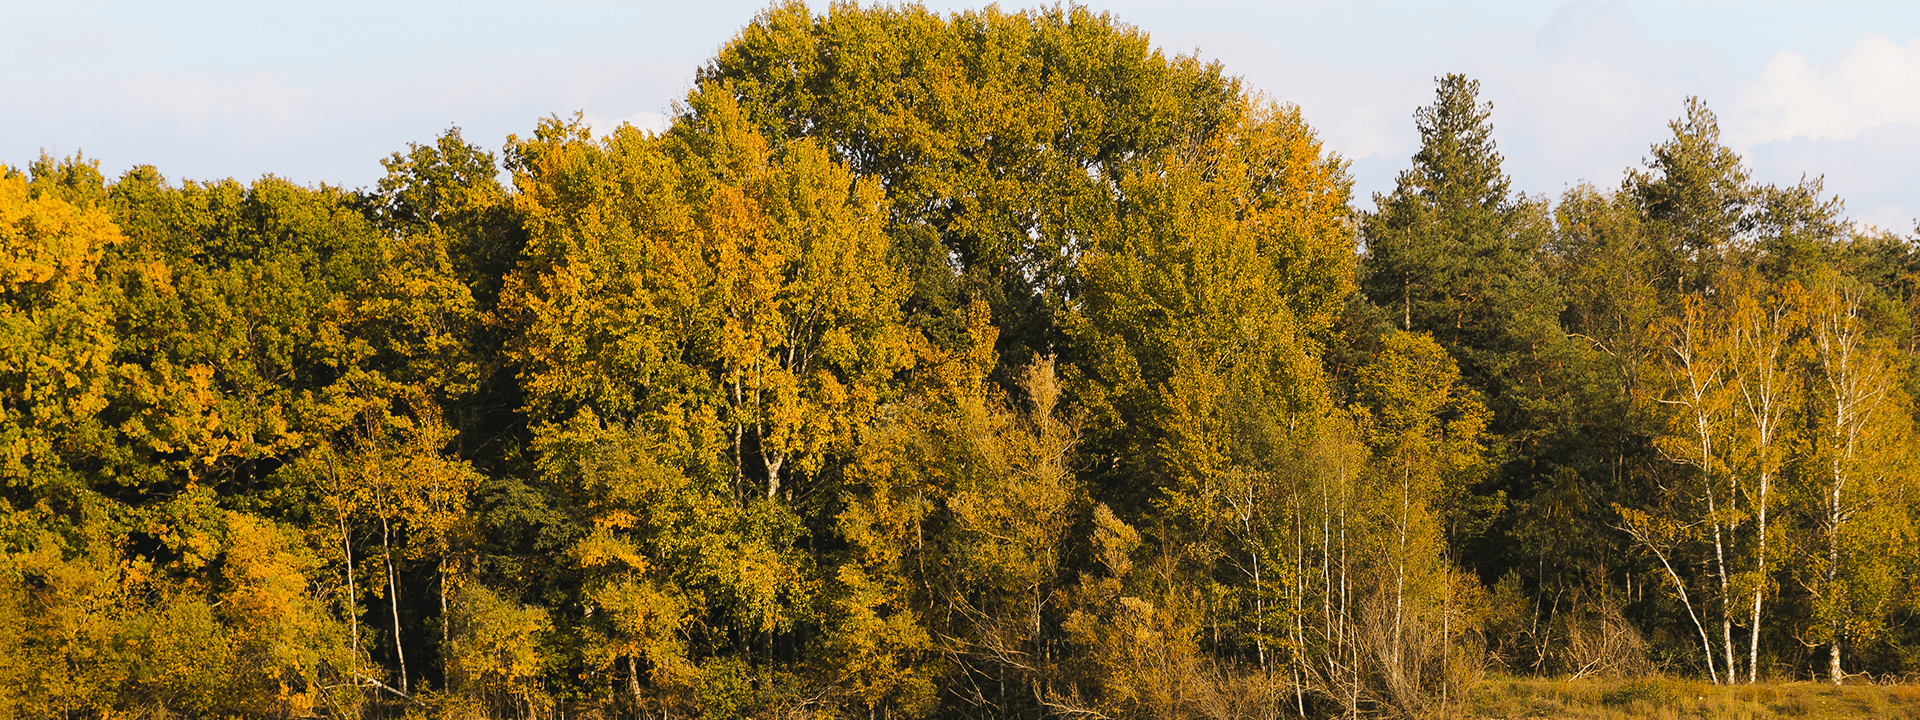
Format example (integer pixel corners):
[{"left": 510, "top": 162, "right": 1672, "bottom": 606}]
[{"left": 4, "top": 6, "right": 1920, "bottom": 719}]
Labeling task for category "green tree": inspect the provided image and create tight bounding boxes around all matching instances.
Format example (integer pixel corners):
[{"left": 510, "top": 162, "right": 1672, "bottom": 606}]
[
  {"left": 700, "top": 2, "right": 1247, "bottom": 380},
  {"left": 1628, "top": 97, "right": 1752, "bottom": 294},
  {"left": 1360, "top": 76, "right": 1590, "bottom": 651},
  {"left": 1357, "top": 74, "right": 1569, "bottom": 476}
]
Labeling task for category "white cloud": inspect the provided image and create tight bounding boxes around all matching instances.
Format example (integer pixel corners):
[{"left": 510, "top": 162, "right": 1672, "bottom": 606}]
[
  {"left": 1731, "top": 34, "right": 1920, "bottom": 146},
  {"left": 1490, "top": 1, "right": 1687, "bottom": 189}
]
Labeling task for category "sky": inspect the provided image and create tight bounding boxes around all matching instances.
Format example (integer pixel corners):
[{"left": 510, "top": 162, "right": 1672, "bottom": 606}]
[{"left": 5, "top": 0, "right": 1917, "bottom": 231}]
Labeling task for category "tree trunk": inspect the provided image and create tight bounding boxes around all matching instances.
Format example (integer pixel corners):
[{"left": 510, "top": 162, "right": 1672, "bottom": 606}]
[
  {"left": 382, "top": 513, "right": 409, "bottom": 695},
  {"left": 1747, "top": 469, "right": 1769, "bottom": 684},
  {"left": 1828, "top": 499, "right": 1843, "bottom": 687},
  {"left": 628, "top": 655, "right": 646, "bottom": 715},
  {"left": 1627, "top": 522, "right": 1718, "bottom": 684},
  {"left": 1251, "top": 483, "right": 1267, "bottom": 675},
  {"left": 440, "top": 558, "right": 450, "bottom": 669},
  {"left": 765, "top": 450, "right": 785, "bottom": 500},
  {"left": 341, "top": 509, "right": 360, "bottom": 662},
  {"left": 1394, "top": 464, "right": 1409, "bottom": 673},
  {"left": 1711, "top": 514, "right": 1735, "bottom": 683}
]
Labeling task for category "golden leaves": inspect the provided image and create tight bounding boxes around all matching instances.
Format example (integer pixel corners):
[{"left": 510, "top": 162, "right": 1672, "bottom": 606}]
[{"left": 0, "top": 171, "right": 119, "bottom": 481}]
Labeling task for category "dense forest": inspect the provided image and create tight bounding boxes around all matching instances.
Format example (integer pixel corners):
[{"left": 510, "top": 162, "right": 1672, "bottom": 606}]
[{"left": 3, "top": 4, "right": 1918, "bottom": 719}]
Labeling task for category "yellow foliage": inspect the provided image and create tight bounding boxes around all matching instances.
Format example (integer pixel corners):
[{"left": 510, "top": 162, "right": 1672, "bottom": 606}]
[
  {"left": 445, "top": 583, "right": 553, "bottom": 714},
  {"left": 220, "top": 511, "right": 347, "bottom": 716},
  {"left": 0, "top": 170, "right": 119, "bottom": 481}
]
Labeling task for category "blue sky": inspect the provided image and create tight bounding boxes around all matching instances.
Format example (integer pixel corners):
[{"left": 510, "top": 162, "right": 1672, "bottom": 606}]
[{"left": 5, "top": 0, "right": 1916, "bottom": 230}]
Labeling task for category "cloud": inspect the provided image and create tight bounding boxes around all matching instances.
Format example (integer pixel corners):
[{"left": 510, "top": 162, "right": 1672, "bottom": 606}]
[
  {"left": 1730, "top": 34, "right": 1920, "bottom": 146},
  {"left": 1468, "top": 1, "right": 1694, "bottom": 191},
  {"left": 1743, "top": 123, "right": 1920, "bottom": 232},
  {"left": 1533, "top": 0, "right": 1647, "bottom": 64}
]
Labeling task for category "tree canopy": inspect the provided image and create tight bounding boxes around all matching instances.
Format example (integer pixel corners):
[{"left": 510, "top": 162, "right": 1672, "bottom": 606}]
[{"left": 3, "top": 5, "right": 1918, "bottom": 719}]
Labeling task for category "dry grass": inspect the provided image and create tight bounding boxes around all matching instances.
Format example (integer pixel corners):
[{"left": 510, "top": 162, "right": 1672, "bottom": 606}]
[{"left": 1461, "top": 676, "right": 1920, "bottom": 719}]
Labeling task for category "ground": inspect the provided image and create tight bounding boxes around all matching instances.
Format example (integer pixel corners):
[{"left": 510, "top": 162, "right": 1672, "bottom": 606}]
[{"left": 1464, "top": 677, "right": 1920, "bottom": 719}]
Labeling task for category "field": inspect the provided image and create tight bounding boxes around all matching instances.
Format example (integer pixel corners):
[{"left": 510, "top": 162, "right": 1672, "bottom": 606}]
[{"left": 1464, "top": 677, "right": 1920, "bottom": 719}]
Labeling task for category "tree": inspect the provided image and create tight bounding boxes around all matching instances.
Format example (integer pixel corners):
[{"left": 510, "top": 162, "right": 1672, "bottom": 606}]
[
  {"left": 1626, "top": 271, "right": 1809, "bottom": 685},
  {"left": 1361, "top": 75, "right": 1557, "bottom": 358},
  {"left": 1360, "top": 76, "right": 1592, "bottom": 655},
  {"left": 1723, "top": 275, "right": 1802, "bottom": 684},
  {"left": 0, "top": 164, "right": 118, "bottom": 488},
  {"left": 670, "top": 88, "right": 917, "bottom": 502},
  {"left": 1551, "top": 184, "right": 1663, "bottom": 437},
  {"left": 506, "top": 94, "right": 913, "bottom": 501},
  {"left": 503, "top": 91, "right": 916, "bottom": 712},
  {"left": 1800, "top": 276, "right": 1914, "bottom": 685},
  {"left": 1627, "top": 97, "right": 1752, "bottom": 295},
  {"left": 700, "top": 2, "right": 1247, "bottom": 381},
  {"left": 1066, "top": 97, "right": 1353, "bottom": 512},
  {"left": 364, "top": 127, "right": 523, "bottom": 460},
  {"left": 1637, "top": 290, "right": 1739, "bottom": 683},
  {"left": 830, "top": 300, "right": 997, "bottom": 718},
  {"left": 1357, "top": 74, "right": 1568, "bottom": 502},
  {"left": 1352, "top": 331, "right": 1490, "bottom": 713},
  {"left": 1056, "top": 96, "right": 1353, "bottom": 716}
]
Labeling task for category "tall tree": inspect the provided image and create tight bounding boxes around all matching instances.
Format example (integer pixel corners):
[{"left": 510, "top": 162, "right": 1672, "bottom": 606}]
[
  {"left": 1801, "top": 276, "right": 1914, "bottom": 685},
  {"left": 699, "top": 2, "right": 1246, "bottom": 382},
  {"left": 1632, "top": 289, "right": 1741, "bottom": 683},
  {"left": 1361, "top": 75, "right": 1556, "bottom": 352},
  {"left": 1627, "top": 97, "right": 1752, "bottom": 295},
  {"left": 501, "top": 89, "right": 916, "bottom": 713},
  {"left": 1358, "top": 75, "right": 1585, "bottom": 609},
  {"left": 1723, "top": 275, "right": 1802, "bottom": 683}
]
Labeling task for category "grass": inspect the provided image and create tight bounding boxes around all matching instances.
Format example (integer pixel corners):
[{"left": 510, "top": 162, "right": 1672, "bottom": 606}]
[{"left": 1461, "top": 676, "right": 1920, "bottom": 719}]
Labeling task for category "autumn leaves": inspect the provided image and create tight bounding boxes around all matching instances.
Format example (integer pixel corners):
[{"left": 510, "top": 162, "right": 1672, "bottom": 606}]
[
  {"left": 1629, "top": 275, "right": 1913, "bottom": 685},
  {"left": 1, "top": 3, "right": 1917, "bottom": 719}
]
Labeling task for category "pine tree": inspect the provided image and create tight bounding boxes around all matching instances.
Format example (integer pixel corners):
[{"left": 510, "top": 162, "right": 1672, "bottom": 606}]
[
  {"left": 1359, "top": 74, "right": 1566, "bottom": 438},
  {"left": 1627, "top": 97, "right": 1753, "bottom": 295}
]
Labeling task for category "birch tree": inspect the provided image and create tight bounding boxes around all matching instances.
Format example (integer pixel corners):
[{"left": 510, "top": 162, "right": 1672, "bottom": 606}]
[
  {"left": 1353, "top": 331, "right": 1489, "bottom": 714},
  {"left": 1724, "top": 278, "right": 1802, "bottom": 683},
  {"left": 1634, "top": 291, "right": 1740, "bottom": 683},
  {"left": 1801, "top": 277, "right": 1913, "bottom": 685}
]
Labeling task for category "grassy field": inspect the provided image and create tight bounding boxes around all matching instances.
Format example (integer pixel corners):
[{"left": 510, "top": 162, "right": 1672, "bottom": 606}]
[{"left": 1463, "top": 676, "right": 1920, "bottom": 719}]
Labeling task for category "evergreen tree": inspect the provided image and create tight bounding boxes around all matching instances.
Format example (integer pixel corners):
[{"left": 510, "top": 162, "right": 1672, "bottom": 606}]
[
  {"left": 1628, "top": 98, "right": 1752, "bottom": 294},
  {"left": 1358, "top": 74, "right": 1581, "bottom": 543},
  {"left": 1359, "top": 74, "right": 1568, "bottom": 445}
]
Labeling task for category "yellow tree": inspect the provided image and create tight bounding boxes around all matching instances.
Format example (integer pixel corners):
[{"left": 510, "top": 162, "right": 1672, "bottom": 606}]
[
  {"left": 829, "top": 300, "right": 998, "bottom": 718},
  {"left": 1801, "top": 277, "right": 1913, "bottom": 685},
  {"left": 507, "top": 90, "right": 912, "bottom": 503},
  {"left": 0, "top": 165, "right": 126, "bottom": 716},
  {"left": 1723, "top": 277, "right": 1802, "bottom": 683},
  {"left": 217, "top": 512, "right": 351, "bottom": 716},
  {"left": 846, "top": 344, "right": 1084, "bottom": 717},
  {"left": 1352, "top": 331, "right": 1489, "bottom": 714},
  {"left": 0, "top": 167, "right": 118, "bottom": 485},
  {"left": 1627, "top": 270, "right": 1814, "bottom": 685},
  {"left": 504, "top": 89, "right": 915, "bottom": 715},
  {"left": 1629, "top": 291, "right": 1739, "bottom": 683},
  {"left": 342, "top": 388, "right": 483, "bottom": 698},
  {"left": 671, "top": 87, "right": 916, "bottom": 501}
]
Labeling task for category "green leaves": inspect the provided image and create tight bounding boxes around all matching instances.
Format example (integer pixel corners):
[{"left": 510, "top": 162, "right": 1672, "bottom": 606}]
[{"left": 8, "top": 7, "right": 1920, "bottom": 715}]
